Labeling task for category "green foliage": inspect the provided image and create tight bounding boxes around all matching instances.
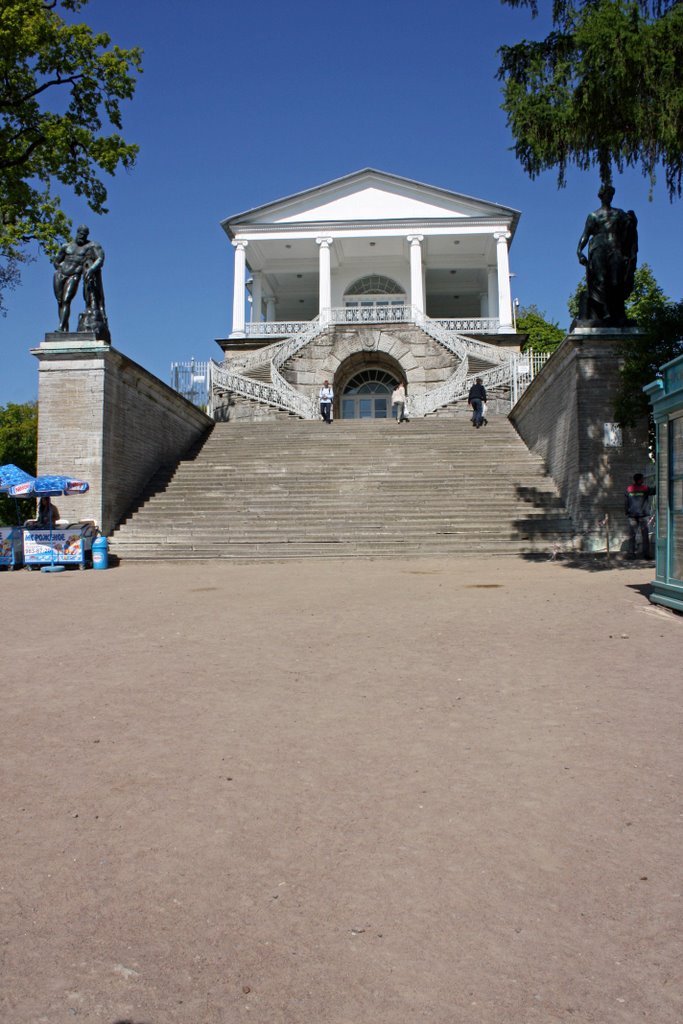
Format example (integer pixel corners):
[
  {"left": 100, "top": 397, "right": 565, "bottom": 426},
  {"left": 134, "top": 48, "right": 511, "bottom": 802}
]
[
  {"left": 567, "top": 262, "right": 667, "bottom": 321},
  {"left": 0, "top": 0, "right": 142, "bottom": 306},
  {"left": 614, "top": 296, "right": 683, "bottom": 428},
  {"left": 567, "top": 279, "right": 582, "bottom": 321},
  {"left": 0, "top": 400, "right": 38, "bottom": 523},
  {"left": 498, "top": 0, "right": 683, "bottom": 198},
  {"left": 516, "top": 303, "right": 565, "bottom": 351}
]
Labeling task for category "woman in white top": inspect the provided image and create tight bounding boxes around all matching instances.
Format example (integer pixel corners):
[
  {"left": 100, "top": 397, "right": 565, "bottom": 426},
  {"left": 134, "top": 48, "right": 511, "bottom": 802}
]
[{"left": 392, "top": 381, "right": 407, "bottom": 423}]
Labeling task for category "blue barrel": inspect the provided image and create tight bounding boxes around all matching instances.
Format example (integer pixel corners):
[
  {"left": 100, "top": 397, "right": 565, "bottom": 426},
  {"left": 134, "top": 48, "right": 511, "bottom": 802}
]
[{"left": 92, "top": 534, "right": 109, "bottom": 570}]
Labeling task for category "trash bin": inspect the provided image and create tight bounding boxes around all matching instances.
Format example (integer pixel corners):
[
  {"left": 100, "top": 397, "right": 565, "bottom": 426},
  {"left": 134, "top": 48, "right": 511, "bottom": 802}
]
[{"left": 92, "top": 534, "right": 109, "bottom": 570}]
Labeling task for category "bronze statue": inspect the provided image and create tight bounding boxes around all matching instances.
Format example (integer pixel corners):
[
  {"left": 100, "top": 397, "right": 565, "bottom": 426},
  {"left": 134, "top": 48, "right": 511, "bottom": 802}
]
[
  {"left": 576, "top": 184, "right": 638, "bottom": 326},
  {"left": 53, "top": 225, "right": 109, "bottom": 339}
]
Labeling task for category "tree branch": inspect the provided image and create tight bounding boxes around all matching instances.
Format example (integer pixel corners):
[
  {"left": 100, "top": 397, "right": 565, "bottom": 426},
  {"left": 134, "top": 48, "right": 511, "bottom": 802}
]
[
  {"left": 0, "top": 134, "right": 45, "bottom": 171},
  {"left": 1, "top": 73, "right": 86, "bottom": 110}
]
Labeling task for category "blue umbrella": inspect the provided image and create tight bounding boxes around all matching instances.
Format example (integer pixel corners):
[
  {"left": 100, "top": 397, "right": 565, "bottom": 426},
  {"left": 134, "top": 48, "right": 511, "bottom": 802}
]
[
  {"left": 8, "top": 473, "right": 89, "bottom": 499},
  {"left": 0, "top": 464, "right": 36, "bottom": 525},
  {"left": 0, "top": 464, "right": 35, "bottom": 492}
]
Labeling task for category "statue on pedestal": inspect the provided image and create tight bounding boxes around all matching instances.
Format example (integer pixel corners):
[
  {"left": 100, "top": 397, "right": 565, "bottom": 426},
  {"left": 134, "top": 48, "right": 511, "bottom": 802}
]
[
  {"left": 576, "top": 184, "right": 638, "bottom": 326},
  {"left": 53, "top": 225, "right": 110, "bottom": 341}
]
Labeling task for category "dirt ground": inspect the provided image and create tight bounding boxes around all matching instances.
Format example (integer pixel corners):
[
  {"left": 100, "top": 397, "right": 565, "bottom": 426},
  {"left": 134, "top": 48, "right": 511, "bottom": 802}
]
[{"left": 0, "top": 555, "right": 681, "bottom": 1024}]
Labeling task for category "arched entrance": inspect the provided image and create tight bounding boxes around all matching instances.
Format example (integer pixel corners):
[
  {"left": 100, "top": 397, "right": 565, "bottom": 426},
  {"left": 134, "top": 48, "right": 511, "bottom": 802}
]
[{"left": 335, "top": 352, "right": 404, "bottom": 420}]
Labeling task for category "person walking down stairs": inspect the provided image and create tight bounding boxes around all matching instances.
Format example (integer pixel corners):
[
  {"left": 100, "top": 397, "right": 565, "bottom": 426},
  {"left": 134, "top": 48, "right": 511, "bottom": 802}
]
[
  {"left": 468, "top": 378, "right": 487, "bottom": 428},
  {"left": 319, "top": 380, "right": 333, "bottom": 424}
]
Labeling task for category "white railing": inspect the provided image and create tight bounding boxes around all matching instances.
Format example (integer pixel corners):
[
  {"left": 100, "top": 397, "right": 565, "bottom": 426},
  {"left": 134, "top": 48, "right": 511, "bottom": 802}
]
[
  {"left": 510, "top": 349, "right": 553, "bottom": 404},
  {"left": 408, "top": 360, "right": 471, "bottom": 418},
  {"left": 415, "top": 313, "right": 507, "bottom": 366},
  {"left": 432, "top": 317, "right": 500, "bottom": 334},
  {"left": 231, "top": 316, "right": 325, "bottom": 374},
  {"left": 208, "top": 309, "right": 526, "bottom": 420},
  {"left": 407, "top": 360, "right": 517, "bottom": 418},
  {"left": 328, "top": 305, "right": 414, "bottom": 325},
  {"left": 246, "top": 311, "right": 502, "bottom": 336},
  {"left": 209, "top": 361, "right": 318, "bottom": 419},
  {"left": 244, "top": 320, "right": 310, "bottom": 337}
]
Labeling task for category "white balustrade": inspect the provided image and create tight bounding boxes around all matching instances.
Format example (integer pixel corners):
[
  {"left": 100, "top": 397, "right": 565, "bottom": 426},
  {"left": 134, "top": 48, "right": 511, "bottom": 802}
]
[{"left": 210, "top": 306, "right": 528, "bottom": 420}]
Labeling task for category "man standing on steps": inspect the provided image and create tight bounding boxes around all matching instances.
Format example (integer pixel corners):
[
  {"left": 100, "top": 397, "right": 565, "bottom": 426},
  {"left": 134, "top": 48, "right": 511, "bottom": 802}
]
[
  {"left": 468, "top": 378, "right": 487, "bottom": 429},
  {"left": 319, "top": 380, "right": 333, "bottom": 424}
]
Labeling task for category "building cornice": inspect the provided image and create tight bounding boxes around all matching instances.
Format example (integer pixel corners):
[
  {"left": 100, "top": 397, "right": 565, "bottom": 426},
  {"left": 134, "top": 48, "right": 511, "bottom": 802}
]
[{"left": 228, "top": 217, "right": 516, "bottom": 239}]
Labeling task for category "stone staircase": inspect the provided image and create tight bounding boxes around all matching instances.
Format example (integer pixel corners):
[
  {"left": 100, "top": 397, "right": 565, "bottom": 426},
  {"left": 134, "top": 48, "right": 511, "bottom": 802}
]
[{"left": 109, "top": 417, "right": 575, "bottom": 561}]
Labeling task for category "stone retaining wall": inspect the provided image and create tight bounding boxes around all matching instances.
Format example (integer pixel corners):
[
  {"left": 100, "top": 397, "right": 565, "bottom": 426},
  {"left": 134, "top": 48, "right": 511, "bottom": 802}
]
[
  {"left": 510, "top": 329, "right": 649, "bottom": 551},
  {"left": 33, "top": 335, "right": 211, "bottom": 533}
]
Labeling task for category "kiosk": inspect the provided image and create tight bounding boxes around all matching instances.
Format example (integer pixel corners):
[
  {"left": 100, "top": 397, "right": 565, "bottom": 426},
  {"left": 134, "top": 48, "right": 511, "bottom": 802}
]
[{"left": 644, "top": 353, "right": 683, "bottom": 612}]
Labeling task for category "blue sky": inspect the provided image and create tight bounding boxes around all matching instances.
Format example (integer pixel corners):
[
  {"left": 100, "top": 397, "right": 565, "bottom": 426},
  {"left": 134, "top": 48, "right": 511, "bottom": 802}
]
[{"left": 2, "top": 0, "right": 681, "bottom": 405}]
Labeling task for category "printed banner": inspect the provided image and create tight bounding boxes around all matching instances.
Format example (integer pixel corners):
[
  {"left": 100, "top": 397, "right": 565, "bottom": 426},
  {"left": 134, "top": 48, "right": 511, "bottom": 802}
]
[
  {"left": 23, "top": 529, "right": 84, "bottom": 564},
  {"left": 0, "top": 526, "right": 20, "bottom": 565}
]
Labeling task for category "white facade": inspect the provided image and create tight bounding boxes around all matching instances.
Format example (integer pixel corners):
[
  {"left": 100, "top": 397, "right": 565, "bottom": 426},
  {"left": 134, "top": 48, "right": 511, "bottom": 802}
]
[{"left": 221, "top": 169, "right": 520, "bottom": 338}]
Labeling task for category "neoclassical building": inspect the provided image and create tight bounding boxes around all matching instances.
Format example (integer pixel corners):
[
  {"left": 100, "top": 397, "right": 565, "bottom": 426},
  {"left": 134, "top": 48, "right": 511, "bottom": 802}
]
[{"left": 211, "top": 169, "right": 523, "bottom": 420}]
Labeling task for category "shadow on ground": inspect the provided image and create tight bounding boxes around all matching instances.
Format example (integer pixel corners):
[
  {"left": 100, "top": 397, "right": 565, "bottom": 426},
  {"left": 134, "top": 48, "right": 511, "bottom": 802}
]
[{"left": 520, "top": 551, "right": 656, "bottom": 575}]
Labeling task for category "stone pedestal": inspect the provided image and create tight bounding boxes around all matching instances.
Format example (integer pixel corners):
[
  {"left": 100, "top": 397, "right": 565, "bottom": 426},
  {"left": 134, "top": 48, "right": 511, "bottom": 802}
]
[{"left": 510, "top": 327, "right": 650, "bottom": 552}]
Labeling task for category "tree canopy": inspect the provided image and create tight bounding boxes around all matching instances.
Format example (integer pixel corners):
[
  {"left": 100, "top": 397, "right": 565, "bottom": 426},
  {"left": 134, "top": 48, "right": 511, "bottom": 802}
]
[
  {"left": 0, "top": 0, "right": 142, "bottom": 309},
  {"left": 498, "top": 0, "right": 683, "bottom": 198},
  {"left": 613, "top": 266, "right": 683, "bottom": 427},
  {"left": 515, "top": 304, "right": 565, "bottom": 351},
  {"left": 0, "top": 400, "right": 38, "bottom": 523}
]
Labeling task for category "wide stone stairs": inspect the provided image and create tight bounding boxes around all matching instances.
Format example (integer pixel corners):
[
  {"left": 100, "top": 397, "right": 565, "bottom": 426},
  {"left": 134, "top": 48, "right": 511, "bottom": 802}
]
[{"left": 109, "top": 417, "right": 575, "bottom": 560}]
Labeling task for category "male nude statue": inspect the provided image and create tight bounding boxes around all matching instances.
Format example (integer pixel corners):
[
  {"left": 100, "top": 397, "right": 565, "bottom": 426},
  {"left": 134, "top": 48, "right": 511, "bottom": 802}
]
[
  {"left": 576, "top": 184, "right": 638, "bottom": 325},
  {"left": 53, "top": 225, "right": 106, "bottom": 331}
]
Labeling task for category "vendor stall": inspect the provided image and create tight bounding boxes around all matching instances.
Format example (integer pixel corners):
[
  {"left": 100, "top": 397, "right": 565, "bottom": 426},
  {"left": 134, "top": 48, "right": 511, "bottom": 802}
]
[
  {"left": 0, "top": 526, "right": 23, "bottom": 570},
  {"left": 8, "top": 472, "right": 91, "bottom": 573},
  {"left": 23, "top": 522, "right": 96, "bottom": 570},
  {"left": 644, "top": 353, "right": 683, "bottom": 612}
]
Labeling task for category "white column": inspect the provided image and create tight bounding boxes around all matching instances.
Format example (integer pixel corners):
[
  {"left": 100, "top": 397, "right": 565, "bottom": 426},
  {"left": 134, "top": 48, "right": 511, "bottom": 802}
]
[
  {"left": 231, "top": 239, "right": 248, "bottom": 337},
  {"left": 480, "top": 293, "right": 489, "bottom": 317},
  {"left": 495, "top": 231, "right": 513, "bottom": 331},
  {"left": 407, "top": 235, "right": 424, "bottom": 315},
  {"left": 251, "top": 271, "right": 263, "bottom": 325},
  {"left": 316, "top": 237, "right": 333, "bottom": 321},
  {"left": 487, "top": 266, "right": 498, "bottom": 319},
  {"left": 265, "top": 295, "right": 276, "bottom": 322}
]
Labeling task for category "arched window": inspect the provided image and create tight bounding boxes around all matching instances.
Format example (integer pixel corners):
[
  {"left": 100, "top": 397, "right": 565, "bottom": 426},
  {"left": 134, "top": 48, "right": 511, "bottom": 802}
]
[
  {"left": 341, "top": 368, "right": 399, "bottom": 419},
  {"left": 343, "top": 275, "right": 406, "bottom": 322},
  {"left": 345, "top": 275, "right": 404, "bottom": 296}
]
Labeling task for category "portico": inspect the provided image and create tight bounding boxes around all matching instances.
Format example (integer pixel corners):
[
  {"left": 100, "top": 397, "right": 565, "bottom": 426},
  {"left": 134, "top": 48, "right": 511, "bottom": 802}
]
[{"left": 222, "top": 169, "right": 519, "bottom": 340}]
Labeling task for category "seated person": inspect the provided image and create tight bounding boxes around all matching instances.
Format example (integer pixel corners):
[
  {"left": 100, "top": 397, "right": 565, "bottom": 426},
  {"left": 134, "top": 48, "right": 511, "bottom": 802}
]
[{"left": 35, "top": 496, "right": 60, "bottom": 528}]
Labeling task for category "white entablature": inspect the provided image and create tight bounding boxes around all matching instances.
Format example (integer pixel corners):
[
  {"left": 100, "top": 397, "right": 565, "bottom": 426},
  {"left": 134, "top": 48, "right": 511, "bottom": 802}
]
[{"left": 221, "top": 168, "right": 520, "bottom": 338}]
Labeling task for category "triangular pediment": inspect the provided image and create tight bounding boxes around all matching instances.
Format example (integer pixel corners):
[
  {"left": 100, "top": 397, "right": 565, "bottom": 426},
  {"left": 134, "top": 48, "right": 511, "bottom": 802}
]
[{"left": 223, "top": 169, "right": 518, "bottom": 230}]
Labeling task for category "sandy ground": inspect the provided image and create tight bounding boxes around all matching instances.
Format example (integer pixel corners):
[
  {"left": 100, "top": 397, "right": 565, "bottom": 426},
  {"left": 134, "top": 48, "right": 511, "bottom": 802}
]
[{"left": 0, "top": 554, "right": 681, "bottom": 1024}]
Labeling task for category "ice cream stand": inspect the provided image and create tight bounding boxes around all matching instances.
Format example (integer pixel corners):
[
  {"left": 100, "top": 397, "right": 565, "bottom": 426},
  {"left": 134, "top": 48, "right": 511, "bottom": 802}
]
[{"left": 10, "top": 474, "right": 92, "bottom": 572}]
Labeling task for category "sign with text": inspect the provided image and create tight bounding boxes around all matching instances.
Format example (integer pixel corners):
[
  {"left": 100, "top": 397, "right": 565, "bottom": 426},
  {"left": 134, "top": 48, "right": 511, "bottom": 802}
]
[
  {"left": 0, "top": 526, "right": 21, "bottom": 565},
  {"left": 23, "top": 529, "right": 85, "bottom": 564}
]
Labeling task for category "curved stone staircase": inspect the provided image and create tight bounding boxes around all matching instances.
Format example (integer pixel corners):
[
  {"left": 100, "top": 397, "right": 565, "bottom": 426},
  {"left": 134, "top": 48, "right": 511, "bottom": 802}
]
[{"left": 109, "top": 417, "right": 575, "bottom": 561}]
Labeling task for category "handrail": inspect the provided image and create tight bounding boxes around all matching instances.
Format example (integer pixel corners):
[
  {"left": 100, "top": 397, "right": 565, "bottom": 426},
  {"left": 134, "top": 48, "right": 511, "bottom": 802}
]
[
  {"left": 210, "top": 360, "right": 318, "bottom": 419},
  {"left": 231, "top": 315, "right": 325, "bottom": 373},
  {"left": 408, "top": 359, "right": 516, "bottom": 418}
]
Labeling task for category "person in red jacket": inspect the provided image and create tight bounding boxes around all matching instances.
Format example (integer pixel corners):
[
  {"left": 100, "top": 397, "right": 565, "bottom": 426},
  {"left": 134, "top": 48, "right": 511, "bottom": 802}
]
[{"left": 624, "top": 473, "right": 655, "bottom": 560}]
